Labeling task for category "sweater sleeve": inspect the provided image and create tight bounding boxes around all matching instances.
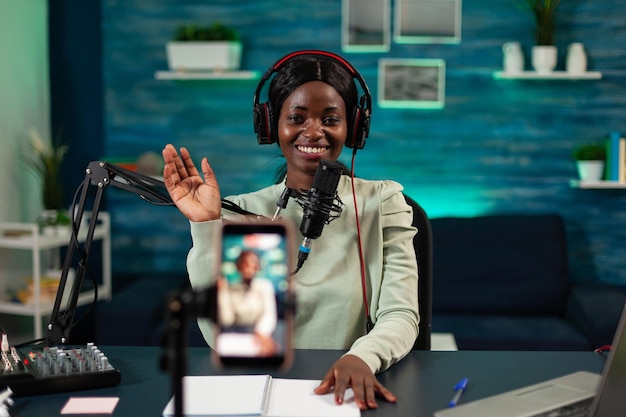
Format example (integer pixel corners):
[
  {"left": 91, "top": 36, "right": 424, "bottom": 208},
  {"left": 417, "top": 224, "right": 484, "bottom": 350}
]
[
  {"left": 186, "top": 219, "right": 223, "bottom": 347},
  {"left": 345, "top": 182, "right": 420, "bottom": 373}
]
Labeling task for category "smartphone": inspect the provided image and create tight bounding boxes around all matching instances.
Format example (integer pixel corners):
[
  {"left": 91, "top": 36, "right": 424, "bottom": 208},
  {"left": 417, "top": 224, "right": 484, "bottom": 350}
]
[{"left": 214, "top": 219, "right": 294, "bottom": 369}]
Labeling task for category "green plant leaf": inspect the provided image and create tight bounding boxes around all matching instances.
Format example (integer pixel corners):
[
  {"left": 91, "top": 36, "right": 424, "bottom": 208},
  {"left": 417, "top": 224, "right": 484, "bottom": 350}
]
[
  {"left": 572, "top": 142, "right": 606, "bottom": 161},
  {"left": 173, "top": 22, "right": 240, "bottom": 41},
  {"left": 523, "top": 0, "right": 561, "bottom": 45}
]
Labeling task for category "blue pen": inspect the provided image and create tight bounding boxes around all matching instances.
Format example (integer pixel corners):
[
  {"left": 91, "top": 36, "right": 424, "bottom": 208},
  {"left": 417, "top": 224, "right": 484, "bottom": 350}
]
[{"left": 448, "top": 378, "right": 469, "bottom": 407}]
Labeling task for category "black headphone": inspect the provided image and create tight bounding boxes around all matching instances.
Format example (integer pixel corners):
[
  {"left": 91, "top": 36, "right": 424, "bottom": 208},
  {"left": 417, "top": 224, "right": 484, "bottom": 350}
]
[{"left": 253, "top": 50, "right": 372, "bottom": 150}]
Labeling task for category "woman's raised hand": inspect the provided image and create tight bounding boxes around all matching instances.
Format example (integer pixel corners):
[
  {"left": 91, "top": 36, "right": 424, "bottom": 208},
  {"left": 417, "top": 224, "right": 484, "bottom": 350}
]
[{"left": 162, "top": 144, "right": 222, "bottom": 222}]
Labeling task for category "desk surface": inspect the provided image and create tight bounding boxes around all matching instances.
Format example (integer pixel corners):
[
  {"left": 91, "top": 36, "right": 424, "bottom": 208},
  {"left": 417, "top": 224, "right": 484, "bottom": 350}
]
[{"left": 11, "top": 347, "right": 606, "bottom": 417}]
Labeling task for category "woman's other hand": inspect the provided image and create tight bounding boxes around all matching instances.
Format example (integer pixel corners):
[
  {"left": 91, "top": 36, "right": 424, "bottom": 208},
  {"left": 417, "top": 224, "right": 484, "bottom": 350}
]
[{"left": 314, "top": 354, "right": 397, "bottom": 410}]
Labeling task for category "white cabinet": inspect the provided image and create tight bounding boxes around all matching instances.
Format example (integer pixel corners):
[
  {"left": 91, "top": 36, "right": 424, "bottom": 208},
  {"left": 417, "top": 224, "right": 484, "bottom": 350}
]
[{"left": 0, "top": 212, "right": 111, "bottom": 340}]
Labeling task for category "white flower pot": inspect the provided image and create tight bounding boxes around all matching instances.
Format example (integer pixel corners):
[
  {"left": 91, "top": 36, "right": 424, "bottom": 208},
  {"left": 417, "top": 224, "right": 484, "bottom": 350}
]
[
  {"left": 532, "top": 45, "right": 558, "bottom": 74},
  {"left": 166, "top": 41, "right": 242, "bottom": 72},
  {"left": 576, "top": 160, "right": 605, "bottom": 182}
]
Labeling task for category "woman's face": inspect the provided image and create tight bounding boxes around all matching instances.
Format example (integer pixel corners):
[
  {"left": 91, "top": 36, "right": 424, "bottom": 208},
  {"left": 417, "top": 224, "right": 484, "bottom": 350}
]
[
  {"left": 276, "top": 80, "right": 348, "bottom": 189},
  {"left": 237, "top": 252, "right": 260, "bottom": 281}
]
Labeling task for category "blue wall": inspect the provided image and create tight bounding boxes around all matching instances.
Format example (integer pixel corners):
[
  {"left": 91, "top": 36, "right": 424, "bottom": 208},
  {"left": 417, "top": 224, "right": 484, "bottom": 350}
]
[
  {"left": 93, "top": 0, "right": 626, "bottom": 285},
  {"left": 50, "top": 0, "right": 103, "bottom": 197}
]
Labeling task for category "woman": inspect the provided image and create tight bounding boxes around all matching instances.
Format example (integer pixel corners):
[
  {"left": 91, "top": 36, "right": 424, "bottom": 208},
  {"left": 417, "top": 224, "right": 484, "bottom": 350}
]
[{"left": 162, "top": 51, "right": 419, "bottom": 410}]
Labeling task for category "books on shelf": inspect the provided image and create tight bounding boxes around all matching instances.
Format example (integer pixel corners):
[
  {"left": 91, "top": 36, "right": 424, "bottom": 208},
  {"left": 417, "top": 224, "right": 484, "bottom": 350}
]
[
  {"left": 605, "top": 131, "right": 626, "bottom": 182},
  {"left": 162, "top": 375, "right": 360, "bottom": 417}
]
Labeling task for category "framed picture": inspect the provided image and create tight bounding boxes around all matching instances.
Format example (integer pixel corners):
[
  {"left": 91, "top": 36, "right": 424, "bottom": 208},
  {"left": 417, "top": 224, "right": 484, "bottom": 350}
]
[
  {"left": 394, "top": 0, "right": 462, "bottom": 44},
  {"left": 341, "top": 0, "right": 391, "bottom": 52},
  {"left": 378, "top": 59, "right": 446, "bottom": 109}
]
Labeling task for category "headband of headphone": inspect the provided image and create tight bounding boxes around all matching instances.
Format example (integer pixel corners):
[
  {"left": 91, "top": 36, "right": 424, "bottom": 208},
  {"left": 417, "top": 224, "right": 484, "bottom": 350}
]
[{"left": 253, "top": 50, "right": 372, "bottom": 150}]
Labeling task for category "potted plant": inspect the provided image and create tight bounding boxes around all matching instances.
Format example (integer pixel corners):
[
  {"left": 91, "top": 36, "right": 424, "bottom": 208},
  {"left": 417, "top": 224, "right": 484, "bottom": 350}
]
[
  {"left": 166, "top": 22, "right": 242, "bottom": 72},
  {"left": 572, "top": 142, "right": 606, "bottom": 182},
  {"left": 525, "top": 0, "right": 561, "bottom": 73},
  {"left": 23, "top": 128, "right": 71, "bottom": 233}
]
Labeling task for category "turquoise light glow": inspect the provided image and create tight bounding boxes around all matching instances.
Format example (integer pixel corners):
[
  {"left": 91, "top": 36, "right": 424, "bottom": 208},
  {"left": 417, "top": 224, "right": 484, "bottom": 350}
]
[{"left": 402, "top": 185, "right": 494, "bottom": 219}]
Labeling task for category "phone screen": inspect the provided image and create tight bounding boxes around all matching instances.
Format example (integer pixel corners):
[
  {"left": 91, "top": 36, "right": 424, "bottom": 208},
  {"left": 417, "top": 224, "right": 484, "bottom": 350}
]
[{"left": 215, "top": 221, "right": 293, "bottom": 368}]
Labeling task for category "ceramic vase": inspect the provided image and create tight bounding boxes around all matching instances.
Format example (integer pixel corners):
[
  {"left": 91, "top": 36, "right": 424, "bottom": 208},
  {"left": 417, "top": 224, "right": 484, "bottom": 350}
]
[
  {"left": 502, "top": 42, "right": 524, "bottom": 73},
  {"left": 566, "top": 43, "right": 587, "bottom": 74},
  {"left": 532, "top": 45, "right": 558, "bottom": 74}
]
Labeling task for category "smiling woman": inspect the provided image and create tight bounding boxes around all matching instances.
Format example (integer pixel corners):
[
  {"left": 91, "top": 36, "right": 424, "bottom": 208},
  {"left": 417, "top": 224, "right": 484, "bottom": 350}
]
[{"left": 161, "top": 50, "right": 419, "bottom": 411}]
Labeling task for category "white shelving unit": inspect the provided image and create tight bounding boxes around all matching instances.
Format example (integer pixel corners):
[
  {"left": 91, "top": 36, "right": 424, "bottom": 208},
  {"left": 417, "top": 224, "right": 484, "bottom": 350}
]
[
  {"left": 0, "top": 212, "right": 111, "bottom": 340},
  {"left": 154, "top": 70, "right": 261, "bottom": 80},
  {"left": 493, "top": 71, "right": 603, "bottom": 80},
  {"left": 569, "top": 180, "right": 626, "bottom": 189}
]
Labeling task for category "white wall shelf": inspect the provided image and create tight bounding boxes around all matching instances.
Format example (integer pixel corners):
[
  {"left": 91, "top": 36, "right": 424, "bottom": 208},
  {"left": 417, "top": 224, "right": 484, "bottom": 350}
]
[
  {"left": 569, "top": 180, "right": 626, "bottom": 189},
  {"left": 493, "top": 71, "right": 602, "bottom": 80},
  {"left": 155, "top": 70, "right": 261, "bottom": 80},
  {"left": 0, "top": 212, "right": 111, "bottom": 340}
]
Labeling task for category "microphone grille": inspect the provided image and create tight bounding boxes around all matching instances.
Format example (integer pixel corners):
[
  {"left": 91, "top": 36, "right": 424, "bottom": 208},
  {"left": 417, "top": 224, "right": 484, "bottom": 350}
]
[{"left": 312, "top": 160, "right": 343, "bottom": 194}]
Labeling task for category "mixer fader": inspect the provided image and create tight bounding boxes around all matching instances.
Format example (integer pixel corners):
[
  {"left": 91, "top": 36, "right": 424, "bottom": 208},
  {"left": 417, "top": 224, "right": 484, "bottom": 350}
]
[{"left": 0, "top": 343, "right": 121, "bottom": 396}]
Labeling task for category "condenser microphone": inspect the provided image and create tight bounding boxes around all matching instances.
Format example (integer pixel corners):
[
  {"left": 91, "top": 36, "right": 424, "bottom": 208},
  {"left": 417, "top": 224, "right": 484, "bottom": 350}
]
[{"left": 294, "top": 159, "right": 344, "bottom": 273}]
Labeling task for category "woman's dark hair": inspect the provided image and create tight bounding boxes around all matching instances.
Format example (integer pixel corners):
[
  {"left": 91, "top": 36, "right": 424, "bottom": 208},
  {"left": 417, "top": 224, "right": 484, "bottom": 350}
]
[{"left": 268, "top": 54, "right": 359, "bottom": 184}]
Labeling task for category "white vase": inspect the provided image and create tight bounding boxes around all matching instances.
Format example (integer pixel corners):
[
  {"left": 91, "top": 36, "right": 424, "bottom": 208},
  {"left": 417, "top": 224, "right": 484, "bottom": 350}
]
[
  {"left": 566, "top": 43, "right": 587, "bottom": 74},
  {"left": 576, "top": 161, "right": 605, "bottom": 182},
  {"left": 502, "top": 42, "right": 524, "bottom": 73},
  {"left": 166, "top": 41, "right": 242, "bottom": 72},
  {"left": 532, "top": 45, "right": 558, "bottom": 74}
]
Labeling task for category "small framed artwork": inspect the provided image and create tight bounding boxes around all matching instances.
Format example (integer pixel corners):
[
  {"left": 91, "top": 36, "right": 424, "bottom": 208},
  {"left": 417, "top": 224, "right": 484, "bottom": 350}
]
[
  {"left": 341, "top": 0, "right": 391, "bottom": 52},
  {"left": 378, "top": 59, "right": 446, "bottom": 109},
  {"left": 394, "top": 0, "right": 462, "bottom": 44}
]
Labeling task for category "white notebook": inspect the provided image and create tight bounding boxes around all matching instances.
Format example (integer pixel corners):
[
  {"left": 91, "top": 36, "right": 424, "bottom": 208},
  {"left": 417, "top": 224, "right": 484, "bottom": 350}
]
[{"left": 162, "top": 375, "right": 360, "bottom": 417}]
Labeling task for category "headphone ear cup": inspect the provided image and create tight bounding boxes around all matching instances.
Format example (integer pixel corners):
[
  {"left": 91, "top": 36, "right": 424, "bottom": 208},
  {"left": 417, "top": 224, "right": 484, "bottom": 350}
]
[
  {"left": 255, "top": 102, "right": 274, "bottom": 145},
  {"left": 348, "top": 105, "right": 369, "bottom": 149}
]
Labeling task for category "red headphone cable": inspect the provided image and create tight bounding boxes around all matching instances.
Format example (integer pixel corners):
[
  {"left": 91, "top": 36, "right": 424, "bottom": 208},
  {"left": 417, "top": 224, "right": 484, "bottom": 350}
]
[{"left": 350, "top": 148, "right": 374, "bottom": 333}]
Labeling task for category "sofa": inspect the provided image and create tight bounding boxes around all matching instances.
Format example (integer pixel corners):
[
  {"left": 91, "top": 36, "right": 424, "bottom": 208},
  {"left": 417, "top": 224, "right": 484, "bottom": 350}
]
[
  {"left": 430, "top": 213, "right": 626, "bottom": 351},
  {"left": 95, "top": 273, "right": 206, "bottom": 347},
  {"left": 93, "top": 213, "right": 626, "bottom": 351}
]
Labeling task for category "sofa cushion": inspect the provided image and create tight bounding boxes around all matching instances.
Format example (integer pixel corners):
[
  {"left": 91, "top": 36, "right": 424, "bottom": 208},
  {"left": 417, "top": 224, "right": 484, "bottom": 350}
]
[
  {"left": 96, "top": 277, "right": 179, "bottom": 345},
  {"left": 566, "top": 284, "right": 626, "bottom": 348},
  {"left": 433, "top": 314, "right": 592, "bottom": 351},
  {"left": 431, "top": 214, "right": 569, "bottom": 315},
  {"left": 96, "top": 275, "right": 206, "bottom": 347}
]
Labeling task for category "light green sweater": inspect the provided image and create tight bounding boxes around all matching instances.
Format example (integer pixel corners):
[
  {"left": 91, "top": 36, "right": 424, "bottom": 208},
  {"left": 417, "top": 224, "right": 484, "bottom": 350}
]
[{"left": 186, "top": 176, "right": 419, "bottom": 373}]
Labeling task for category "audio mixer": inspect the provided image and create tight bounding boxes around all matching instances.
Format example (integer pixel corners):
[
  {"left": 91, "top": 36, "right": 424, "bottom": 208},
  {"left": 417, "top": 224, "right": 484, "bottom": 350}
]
[{"left": 0, "top": 343, "right": 121, "bottom": 396}]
